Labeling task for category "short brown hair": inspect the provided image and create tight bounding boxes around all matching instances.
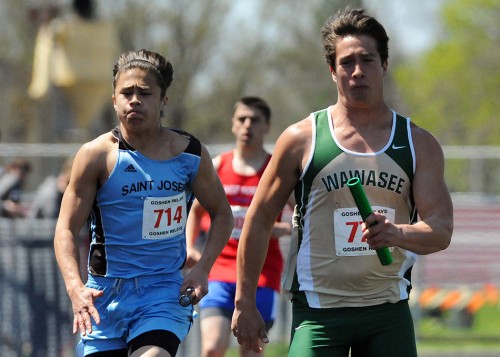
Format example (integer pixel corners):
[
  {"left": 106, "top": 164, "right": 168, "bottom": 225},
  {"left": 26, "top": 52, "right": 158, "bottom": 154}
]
[
  {"left": 321, "top": 8, "right": 389, "bottom": 68},
  {"left": 235, "top": 96, "right": 271, "bottom": 123}
]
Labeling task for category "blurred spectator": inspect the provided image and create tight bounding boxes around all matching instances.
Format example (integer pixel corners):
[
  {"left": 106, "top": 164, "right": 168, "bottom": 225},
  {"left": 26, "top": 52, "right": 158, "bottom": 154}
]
[
  {"left": 28, "top": 156, "right": 73, "bottom": 219},
  {"left": 28, "top": 0, "right": 119, "bottom": 139},
  {"left": 0, "top": 158, "right": 31, "bottom": 218}
]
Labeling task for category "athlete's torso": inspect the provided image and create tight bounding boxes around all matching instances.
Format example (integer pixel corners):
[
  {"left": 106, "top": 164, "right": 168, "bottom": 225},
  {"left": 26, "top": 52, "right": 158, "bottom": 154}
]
[
  {"left": 209, "top": 151, "right": 283, "bottom": 290},
  {"left": 282, "top": 107, "right": 418, "bottom": 308},
  {"left": 88, "top": 126, "right": 201, "bottom": 278}
]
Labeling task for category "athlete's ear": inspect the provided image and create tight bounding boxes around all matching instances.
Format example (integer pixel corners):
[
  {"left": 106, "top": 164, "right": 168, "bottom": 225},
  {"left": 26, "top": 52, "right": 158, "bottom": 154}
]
[
  {"left": 330, "top": 65, "right": 338, "bottom": 83},
  {"left": 382, "top": 60, "right": 388, "bottom": 76},
  {"left": 264, "top": 119, "right": 270, "bottom": 135},
  {"left": 112, "top": 95, "right": 117, "bottom": 111},
  {"left": 160, "top": 96, "right": 168, "bottom": 117}
]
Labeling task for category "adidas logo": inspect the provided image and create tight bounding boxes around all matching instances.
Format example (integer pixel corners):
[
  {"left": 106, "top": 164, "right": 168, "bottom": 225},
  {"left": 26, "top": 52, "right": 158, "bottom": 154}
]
[{"left": 124, "top": 164, "right": 137, "bottom": 173}]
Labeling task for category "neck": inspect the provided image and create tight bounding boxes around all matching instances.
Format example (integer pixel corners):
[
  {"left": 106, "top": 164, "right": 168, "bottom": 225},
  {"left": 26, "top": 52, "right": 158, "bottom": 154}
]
[
  {"left": 120, "top": 124, "right": 162, "bottom": 145},
  {"left": 232, "top": 146, "right": 269, "bottom": 175},
  {"left": 235, "top": 145, "right": 268, "bottom": 163},
  {"left": 329, "top": 104, "right": 393, "bottom": 153},
  {"left": 331, "top": 103, "right": 391, "bottom": 128}
]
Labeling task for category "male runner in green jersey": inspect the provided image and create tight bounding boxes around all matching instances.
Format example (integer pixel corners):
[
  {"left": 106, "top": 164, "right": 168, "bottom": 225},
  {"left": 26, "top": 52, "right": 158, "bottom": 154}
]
[{"left": 231, "top": 8, "right": 453, "bottom": 357}]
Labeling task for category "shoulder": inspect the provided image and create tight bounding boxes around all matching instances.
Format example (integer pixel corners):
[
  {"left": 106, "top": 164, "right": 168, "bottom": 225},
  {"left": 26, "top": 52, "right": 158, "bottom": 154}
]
[
  {"left": 409, "top": 122, "right": 445, "bottom": 168},
  {"left": 165, "top": 128, "right": 202, "bottom": 157},
  {"left": 278, "top": 116, "right": 312, "bottom": 149},
  {"left": 410, "top": 122, "right": 443, "bottom": 153},
  {"left": 73, "top": 132, "right": 116, "bottom": 181},
  {"left": 79, "top": 132, "right": 116, "bottom": 159},
  {"left": 270, "top": 116, "right": 312, "bottom": 175},
  {"left": 212, "top": 151, "right": 232, "bottom": 171},
  {"left": 276, "top": 116, "right": 312, "bottom": 158},
  {"left": 212, "top": 155, "right": 222, "bottom": 170}
]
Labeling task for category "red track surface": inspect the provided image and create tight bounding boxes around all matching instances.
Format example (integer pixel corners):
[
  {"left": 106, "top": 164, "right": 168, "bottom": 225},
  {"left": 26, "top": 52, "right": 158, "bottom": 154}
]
[{"left": 415, "top": 204, "right": 500, "bottom": 288}]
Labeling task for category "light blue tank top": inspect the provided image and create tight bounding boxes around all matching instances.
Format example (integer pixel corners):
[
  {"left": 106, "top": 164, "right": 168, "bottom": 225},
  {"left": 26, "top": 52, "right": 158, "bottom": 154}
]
[{"left": 88, "top": 127, "right": 201, "bottom": 278}]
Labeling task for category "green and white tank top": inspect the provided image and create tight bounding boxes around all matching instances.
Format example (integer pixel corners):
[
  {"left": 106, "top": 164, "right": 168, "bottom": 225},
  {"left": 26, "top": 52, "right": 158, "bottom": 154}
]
[{"left": 282, "top": 107, "right": 418, "bottom": 308}]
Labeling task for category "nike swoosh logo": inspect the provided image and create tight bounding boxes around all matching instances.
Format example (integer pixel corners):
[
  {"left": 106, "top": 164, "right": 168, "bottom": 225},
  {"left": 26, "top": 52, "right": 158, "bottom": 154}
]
[
  {"left": 392, "top": 145, "right": 406, "bottom": 150},
  {"left": 295, "top": 325, "right": 306, "bottom": 331}
]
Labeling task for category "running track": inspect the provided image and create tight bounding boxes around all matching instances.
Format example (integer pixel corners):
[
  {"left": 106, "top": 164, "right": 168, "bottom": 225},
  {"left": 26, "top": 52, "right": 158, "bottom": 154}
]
[{"left": 414, "top": 199, "right": 500, "bottom": 289}]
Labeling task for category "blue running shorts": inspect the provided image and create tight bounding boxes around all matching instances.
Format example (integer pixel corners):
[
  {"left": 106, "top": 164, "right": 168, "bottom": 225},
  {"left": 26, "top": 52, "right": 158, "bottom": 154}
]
[
  {"left": 199, "top": 281, "right": 277, "bottom": 326},
  {"left": 79, "top": 273, "right": 194, "bottom": 356}
]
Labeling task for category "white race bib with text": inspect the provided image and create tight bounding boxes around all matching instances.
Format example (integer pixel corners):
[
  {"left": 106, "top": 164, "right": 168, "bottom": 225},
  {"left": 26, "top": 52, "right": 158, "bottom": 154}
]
[
  {"left": 334, "top": 206, "right": 395, "bottom": 256},
  {"left": 230, "top": 205, "right": 248, "bottom": 240},
  {"left": 142, "top": 192, "right": 187, "bottom": 240}
]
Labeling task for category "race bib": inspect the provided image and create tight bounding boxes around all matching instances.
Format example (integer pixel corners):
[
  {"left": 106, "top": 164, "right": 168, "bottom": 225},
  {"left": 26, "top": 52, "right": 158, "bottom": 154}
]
[
  {"left": 230, "top": 205, "right": 248, "bottom": 240},
  {"left": 334, "top": 206, "right": 395, "bottom": 256},
  {"left": 142, "top": 192, "right": 187, "bottom": 240}
]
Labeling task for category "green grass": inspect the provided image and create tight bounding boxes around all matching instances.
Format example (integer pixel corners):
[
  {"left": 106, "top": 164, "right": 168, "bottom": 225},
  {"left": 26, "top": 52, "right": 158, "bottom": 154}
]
[
  {"left": 418, "top": 305, "right": 500, "bottom": 340},
  {"left": 417, "top": 305, "right": 500, "bottom": 353}
]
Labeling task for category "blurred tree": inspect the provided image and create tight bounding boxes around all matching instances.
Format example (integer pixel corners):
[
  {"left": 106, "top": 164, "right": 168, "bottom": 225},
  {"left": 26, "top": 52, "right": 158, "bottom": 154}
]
[
  {"left": 187, "top": 0, "right": 364, "bottom": 143},
  {"left": 100, "top": 0, "right": 230, "bottom": 137},
  {"left": 393, "top": 0, "right": 500, "bottom": 145},
  {"left": 102, "top": 0, "right": 334, "bottom": 143},
  {"left": 0, "top": 0, "right": 415, "bottom": 146}
]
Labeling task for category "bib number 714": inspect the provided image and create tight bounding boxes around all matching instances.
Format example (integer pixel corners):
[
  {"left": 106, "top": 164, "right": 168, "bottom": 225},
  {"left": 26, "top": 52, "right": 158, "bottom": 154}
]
[
  {"left": 142, "top": 193, "right": 187, "bottom": 240},
  {"left": 154, "top": 206, "right": 183, "bottom": 228}
]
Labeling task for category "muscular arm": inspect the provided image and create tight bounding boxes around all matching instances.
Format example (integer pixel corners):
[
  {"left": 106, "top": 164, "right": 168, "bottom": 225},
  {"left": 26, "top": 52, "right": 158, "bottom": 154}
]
[
  {"left": 232, "top": 119, "right": 309, "bottom": 352},
  {"left": 54, "top": 139, "right": 109, "bottom": 334},
  {"left": 398, "top": 127, "right": 453, "bottom": 254},
  {"left": 271, "top": 196, "right": 295, "bottom": 238},
  {"left": 181, "top": 146, "right": 233, "bottom": 303},
  {"left": 364, "top": 127, "right": 453, "bottom": 255},
  {"left": 184, "top": 198, "right": 206, "bottom": 268},
  {"left": 185, "top": 155, "right": 222, "bottom": 268}
]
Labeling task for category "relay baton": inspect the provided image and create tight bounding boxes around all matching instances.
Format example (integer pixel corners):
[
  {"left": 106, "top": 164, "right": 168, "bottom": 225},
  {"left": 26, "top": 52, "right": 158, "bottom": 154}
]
[
  {"left": 179, "top": 287, "right": 194, "bottom": 307},
  {"left": 346, "top": 177, "right": 393, "bottom": 266}
]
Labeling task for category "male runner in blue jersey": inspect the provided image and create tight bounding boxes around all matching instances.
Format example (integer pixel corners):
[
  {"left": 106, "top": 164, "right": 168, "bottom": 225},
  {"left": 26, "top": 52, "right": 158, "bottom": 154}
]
[{"left": 55, "top": 49, "right": 233, "bottom": 357}]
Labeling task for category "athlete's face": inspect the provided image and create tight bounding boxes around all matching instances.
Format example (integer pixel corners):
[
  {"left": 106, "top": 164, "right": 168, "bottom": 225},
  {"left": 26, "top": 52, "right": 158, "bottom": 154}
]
[
  {"left": 231, "top": 104, "right": 269, "bottom": 147},
  {"left": 112, "top": 68, "right": 167, "bottom": 128},
  {"left": 331, "top": 35, "right": 387, "bottom": 109}
]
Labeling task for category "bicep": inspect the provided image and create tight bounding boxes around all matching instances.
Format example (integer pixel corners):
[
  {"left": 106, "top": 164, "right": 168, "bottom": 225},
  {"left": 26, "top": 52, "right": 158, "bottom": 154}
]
[
  {"left": 57, "top": 147, "right": 100, "bottom": 233},
  {"left": 252, "top": 162, "right": 297, "bottom": 219},
  {"left": 412, "top": 131, "right": 452, "bottom": 221},
  {"left": 248, "top": 131, "right": 303, "bottom": 223},
  {"left": 191, "top": 147, "right": 227, "bottom": 218}
]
